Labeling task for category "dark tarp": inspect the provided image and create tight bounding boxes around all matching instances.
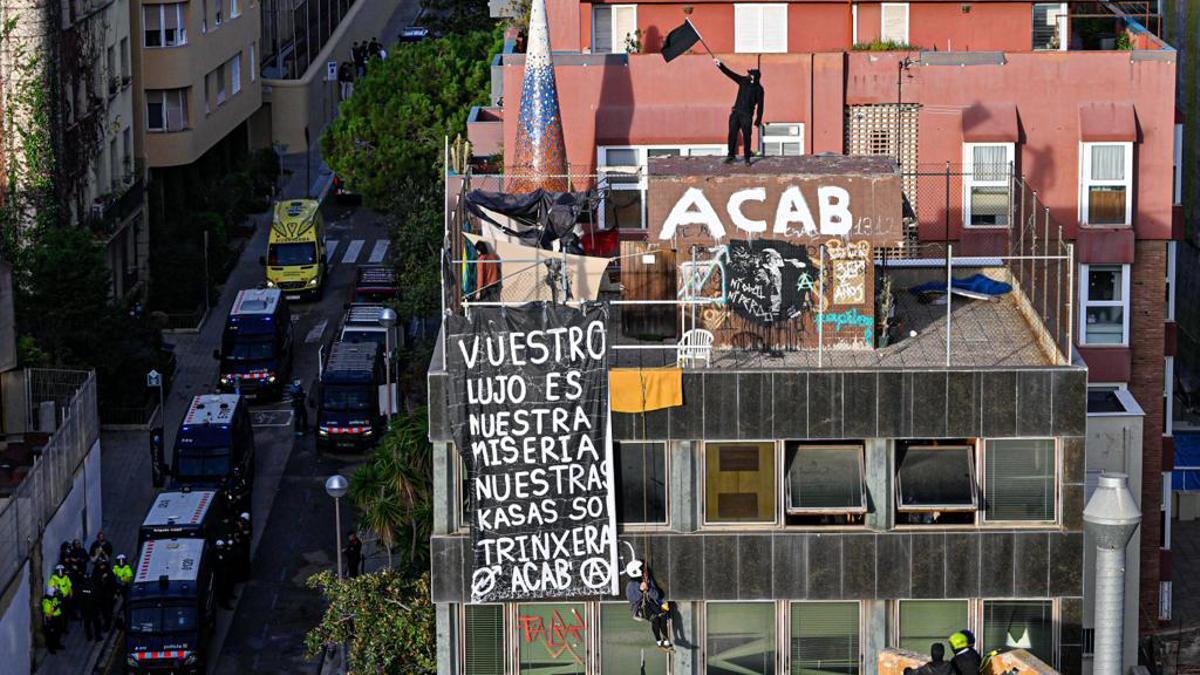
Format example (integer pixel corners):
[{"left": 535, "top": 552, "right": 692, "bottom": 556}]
[{"left": 464, "top": 189, "right": 599, "bottom": 251}]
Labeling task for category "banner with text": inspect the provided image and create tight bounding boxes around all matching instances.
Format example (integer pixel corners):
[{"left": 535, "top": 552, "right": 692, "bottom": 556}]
[{"left": 446, "top": 304, "right": 618, "bottom": 603}]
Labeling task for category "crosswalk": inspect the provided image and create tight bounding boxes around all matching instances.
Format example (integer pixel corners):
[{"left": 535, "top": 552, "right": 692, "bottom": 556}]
[{"left": 325, "top": 238, "right": 390, "bottom": 265}]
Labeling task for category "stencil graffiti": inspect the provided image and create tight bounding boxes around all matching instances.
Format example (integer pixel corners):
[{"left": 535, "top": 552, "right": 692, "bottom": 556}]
[
  {"left": 726, "top": 240, "right": 815, "bottom": 326},
  {"left": 826, "top": 240, "right": 870, "bottom": 306}
]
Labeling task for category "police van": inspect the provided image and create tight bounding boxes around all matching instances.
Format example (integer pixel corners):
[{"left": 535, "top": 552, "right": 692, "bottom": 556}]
[
  {"left": 124, "top": 538, "right": 213, "bottom": 673},
  {"left": 139, "top": 489, "right": 230, "bottom": 551},
  {"left": 215, "top": 289, "right": 294, "bottom": 400},
  {"left": 170, "top": 395, "right": 255, "bottom": 509},
  {"left": 338, "top": 304, "right": 399, "bottom": 352},
  {"left": 316, "top": 341, "right": 385, "bottom": 452}
]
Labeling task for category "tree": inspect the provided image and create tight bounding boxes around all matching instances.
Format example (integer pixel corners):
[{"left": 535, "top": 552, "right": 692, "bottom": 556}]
[
  {"left": 350, "top": 410, "right": 433, "bottom": 574},
  {"left": 321, "top": 27, "right": 502, "bottom": 208},
  {"left": 305, "top": 570, "right": 436, "bottom": 674}
]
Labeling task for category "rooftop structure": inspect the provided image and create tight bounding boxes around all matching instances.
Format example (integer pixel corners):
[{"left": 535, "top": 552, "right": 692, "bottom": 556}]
[
  {"left": 141, "top": 490, "right": 216, "bottom": 530},
  {"left": 231, "top": 288, "right": 281, "bottom": 316},
  {"left": 134, "top": 538, "right": 205, "bottom": 584},
  {"left": 183, "top": 394, "right": 240, "bottom": 426}
]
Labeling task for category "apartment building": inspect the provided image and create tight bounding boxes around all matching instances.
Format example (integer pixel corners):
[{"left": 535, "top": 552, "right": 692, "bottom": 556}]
[{"left": 459, "top": 0, "right": 1180, "bottom": 663}]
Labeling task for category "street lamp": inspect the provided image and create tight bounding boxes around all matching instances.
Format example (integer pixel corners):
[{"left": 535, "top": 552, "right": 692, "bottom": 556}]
[
  {"left": 379, "top": 307, "right": 397, "bottom": 421},
  {"left": 1084, "top": 472, "right": 1141, "bottom": 675},
  {"left": 325, "top": 474, "right": 349, "bottom": 578}
]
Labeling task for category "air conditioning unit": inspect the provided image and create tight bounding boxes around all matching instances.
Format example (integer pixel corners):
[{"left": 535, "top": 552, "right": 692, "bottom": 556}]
[{"left": 90, "top": 203, "right": 105, "bottom": 220}]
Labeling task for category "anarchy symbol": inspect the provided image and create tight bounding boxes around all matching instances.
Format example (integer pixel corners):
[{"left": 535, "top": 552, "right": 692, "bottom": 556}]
[
  {"left": 471, "top": 566, "right": 498, "bottom": 600},
  {"left": 579, "top": 558, "right": 613, "bottom": 590}
]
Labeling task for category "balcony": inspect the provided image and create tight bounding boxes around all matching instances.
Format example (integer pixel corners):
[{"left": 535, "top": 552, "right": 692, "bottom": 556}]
[
  {"left": 88, "top": 165, "right": 146, "bottom": 238},
  {"left": 440, "top": 156, "right": 1075, "bottom": 373}
]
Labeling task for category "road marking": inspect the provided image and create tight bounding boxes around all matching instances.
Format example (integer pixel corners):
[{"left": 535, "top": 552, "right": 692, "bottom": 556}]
[
  {"left": 367, "top": 240, "right": 390, "bottom": 263},
  {"left": 252, "top": 410, "right": 293, "bottom": 427},
  {"left": 342, "top": 239, "right": 364, "bottom": 264},
  {"left": 325, "top": 239, "right": 338, "bottom": 263},
  {"left": 305, "top": 319, "right": 327, "bottom": 344}
]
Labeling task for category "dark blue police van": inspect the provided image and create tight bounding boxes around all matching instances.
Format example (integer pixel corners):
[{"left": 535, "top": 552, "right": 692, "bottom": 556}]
[
  {"left": 169, "top": 395, "right": 255, "bottom": 511},
  {"left": 123, "top": 538, "right": 213, "bottom": 673},
  {"left": 215, "top": 289, "right": 293, "bottom": 401},
  {"left": 316, "top": 341, "right": 385, "bottom": 452}
]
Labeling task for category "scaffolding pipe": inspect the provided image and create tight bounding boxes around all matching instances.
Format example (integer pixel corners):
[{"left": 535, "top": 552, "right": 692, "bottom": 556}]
[
  {"left": 818, "top": 245, "right": 825, "bottom": 368},
  {"left": 945, "top": 244, "right": 953, "bottom": 367}
]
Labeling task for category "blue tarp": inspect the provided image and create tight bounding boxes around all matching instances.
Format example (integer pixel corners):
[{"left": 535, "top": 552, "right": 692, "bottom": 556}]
[
  {"left": 1173, "top": 431, "right": 1200, "bottom": 491},
  {"left": 909, "top": 273, "right": 1013, "bottom": 297}
]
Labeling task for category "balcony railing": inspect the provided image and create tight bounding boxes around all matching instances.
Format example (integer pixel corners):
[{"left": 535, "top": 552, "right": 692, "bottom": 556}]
[
  {"left": 88, "top": 162, "right": 146, "bottom": 237},
  {"left": 441, "top": 163, "right": 1074, "bottom": 371}
]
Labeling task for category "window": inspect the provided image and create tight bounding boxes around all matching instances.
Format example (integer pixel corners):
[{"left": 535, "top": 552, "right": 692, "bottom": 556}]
[
  {"left": 602, "top": 603, "right": 669, "bottom": 673},
  {"left": 791, "top": 602, "right": 860, "bottom": 674},
  {"left": 144, "top": 3, "right": 187, "bottom": 47},
  {"left": 735, "top": 4, "right": 788, "bottom": 53},
  {"left": 984, "top": 439, "right": 1055, "bottom": 522},
  {"left": 881, "top": 3, "right": 910, "bottom": 44},
  {"left": 705, "top": 442, "right": 776, "bottom": 523},
  {"left": 215, "top": 0, "right": 223, "bottom": 26},
  {"left": 106, "top": 46, "right": 116, "bottom": 92},
  {"left": 109, "top": 138, "right": 119, "bottom": 190},
  {"left": 203, "top": 72, "right": 212, "bottom": 114},
  {"left": 982, "top": 600, "right": 1054, "bottom": 664},
  {"left": 591, "top": 5, "right": 637, "bottom": 54},
  {"left": 963, "top": 143, "right": 1013, "bottom": 227},
  {"left": 1079, "top": 264, "right": 1129, "bottom": 345},
  {"left": 464, "top": 605, "right": 504, "bottom": 675},
  {"left": 1033, "top": 3, "right": 1068, "bottom": 50},
  {"left": 216, "top": 63, "right": 227, "bottom": 105},
  {"left": 785, "top": 444, "right": 866, "bottom": 519},
  {"left": 231, "top": 53, "right": 242, "bottom": 96},
  {"left": 249, "top": 41, "right": 257, "bottom": 81},
  {"left": 762, "top": 123, "right": 805, "bottom": 157},
  {"left": 707, "top": 602, "right": 775, "bottom": 674},
  {"left": 122, "top": 127, "right": 132, "bottom": 175},
  {"left": 120, "top": 37, "right": 130, "bottom": 78},
  {"left": 895, "top": 445, "right": 977, "bottom": 522},
  {"left": 1080, "top": 142, "right": 1133, "bottom": 226},
  {"left": 898, "top": 600, "right": 969, "bottom": 654},
  {"left": 146, "top": 89, "right": 189, "bottom": 132},
  {"left": 230, "top": 0, "right": 240, "bottom": 18},
  {"left": 516, "top": 603, "right": 586, "bottom": 674},
  {"left": 598, "top": 145, "right": 725, "bottom": 229},
  {"left": 616, "top": 442, "right": 667, "bottom": 525}
]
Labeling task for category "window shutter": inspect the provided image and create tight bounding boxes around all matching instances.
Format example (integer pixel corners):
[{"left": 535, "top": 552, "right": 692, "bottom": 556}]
[
  {"left": 985, "top": 439, "right": 1055, "bottom": 520},
  {"left": 762, "top": 5, "right": 788, "bottom": 52},
  {"left": 1090, "top": 144, "right": 1125, "bottom": 181},
  {"left": 735, "top": 5, "right": 763, "bottom": 53},
  {"left": 881, "top": 4, "right": 908, "bottom": 43},
  {"left": 613, "top": 6, "right": 636, "bottom": 51},
  {"left": 792, "top": 602, "right": 860, "bottom": 672},
  {"left": 465, "top": 605, "right": 504, "bottom": 675},
  {"left": 593, "top": 7, "right": 613, "bottom": 53}
]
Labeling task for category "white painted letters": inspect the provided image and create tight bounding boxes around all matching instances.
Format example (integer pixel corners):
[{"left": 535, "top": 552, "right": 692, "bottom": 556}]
[
  {"left": 659, "top": 187, "right": 726, "bottom": 240},
  {"left": 728, "top": 187, "right": 767, "bottom": 233}
]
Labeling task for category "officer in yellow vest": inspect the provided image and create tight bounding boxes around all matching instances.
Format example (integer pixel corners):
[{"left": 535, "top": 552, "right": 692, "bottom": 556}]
[
  {"left": 42, "top": 587, "right": 63, "bottom": 653},
  {"left": 113, "top": 553, "right": 133, "bottom": 600}
]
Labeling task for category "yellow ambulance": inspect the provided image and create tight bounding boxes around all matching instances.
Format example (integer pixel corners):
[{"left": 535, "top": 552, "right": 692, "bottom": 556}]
[{"left": 263, "top": 199, "right": 327, "bottom": 299}]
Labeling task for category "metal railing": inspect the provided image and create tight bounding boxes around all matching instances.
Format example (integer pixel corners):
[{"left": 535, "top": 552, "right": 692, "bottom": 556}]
[{"left": 0, "top": 370, "right": 98, "bottom": 593}]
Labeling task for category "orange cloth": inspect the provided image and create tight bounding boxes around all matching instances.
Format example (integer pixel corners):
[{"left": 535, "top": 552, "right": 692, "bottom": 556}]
[
  {"left": 476, "top": 252, "right": 501, "bottom": 293},
  {"left": 609, "top": 368, "right": 683, "bottom": 413}
]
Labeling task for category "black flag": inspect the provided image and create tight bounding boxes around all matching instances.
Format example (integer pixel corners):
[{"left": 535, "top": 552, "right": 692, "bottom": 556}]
[{"left": 661, "top": 20, "right": 701, "bottom": 62}]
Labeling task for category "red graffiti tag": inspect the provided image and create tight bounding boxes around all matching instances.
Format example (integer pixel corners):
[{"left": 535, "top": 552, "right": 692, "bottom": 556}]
[{"left": 517, "top": 608, "right": 587, "bottom": 663}]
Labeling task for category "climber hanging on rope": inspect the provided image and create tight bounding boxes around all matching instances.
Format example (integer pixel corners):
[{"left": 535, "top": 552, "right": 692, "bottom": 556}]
[{"left": 625, "top": 559, "right": 674, "bottom": 651}]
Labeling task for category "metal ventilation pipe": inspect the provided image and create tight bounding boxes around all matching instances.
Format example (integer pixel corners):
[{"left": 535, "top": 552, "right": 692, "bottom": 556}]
[{"left": 1084, "top": 473, "right": 1141, "bottom": 675}]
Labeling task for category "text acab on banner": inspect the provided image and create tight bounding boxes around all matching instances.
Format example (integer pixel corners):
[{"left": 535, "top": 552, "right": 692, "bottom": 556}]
[{"left": 445, "top": 303, "right": 618, "bottom": 603}]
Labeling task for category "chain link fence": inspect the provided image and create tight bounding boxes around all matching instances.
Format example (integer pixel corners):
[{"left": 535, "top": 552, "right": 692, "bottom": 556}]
[{"left": 0, "top": 370, "right": 98, "bottom": 593}]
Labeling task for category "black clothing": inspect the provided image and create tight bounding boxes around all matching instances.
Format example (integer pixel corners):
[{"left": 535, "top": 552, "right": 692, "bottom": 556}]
[
  {"left": 915, "top": 661, "right": 955, "bottom": 675},
  {"left": 718, "top": 63, "right": 764, "bottom": 123},
  {"left": 369, "top": 40, "right": 383, "bottom": 58},
  {"left": 78, "top": 579, "right": 103, "bottom": 641},
  {"left": 89, "top": 539, "right": 112, "bottom": 563},
  {"left": 727, "top": 111, "right": 755, "bottom": 161},
  {"left": 951, "top": 647, "right": 982, "bottom": 674},
  {"left": 650, "top": 612, "right": 669, "bottom": 642},
  {"left": 344, "top": 539, "right": 363, "bottom": 578},
  {"left": 93, "top": 568, "right": 116, "bottom": 630},
  {"left": 337, "top": 62, "right": 354, "bottom": 83},
  {"left": 214, "top": 548, "right": 234, "bottom": 608}
]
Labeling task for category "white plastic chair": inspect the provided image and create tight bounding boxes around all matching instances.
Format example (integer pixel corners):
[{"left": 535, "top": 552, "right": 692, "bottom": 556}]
[{"left": 677, "top": 329, "right": 714, "bottom": 368}]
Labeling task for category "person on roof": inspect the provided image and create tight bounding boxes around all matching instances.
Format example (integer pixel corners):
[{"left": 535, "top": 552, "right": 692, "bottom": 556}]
[
  {"left": 712, "top": 58, "right": 764, "bottom": 165},
  {"left": 474, "top": 242, "right": 502, "bottom": 303},
  {"left": 949, "top": 630, "right": 982, "bottom": 674},
  {"left": 624, "top": 560, "right": 672, "bottom": 650},
  {"left": 915, "top": 643, "right": 955, "bottom": 675}
]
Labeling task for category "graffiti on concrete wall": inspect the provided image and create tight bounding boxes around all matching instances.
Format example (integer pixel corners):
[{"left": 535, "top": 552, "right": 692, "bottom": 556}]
[{"left": 825, "top": 239, "right": 870, "bottom": 306}]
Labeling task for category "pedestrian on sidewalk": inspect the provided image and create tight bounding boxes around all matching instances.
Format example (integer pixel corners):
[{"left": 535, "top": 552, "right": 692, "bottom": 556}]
[
  {"left": 42, "top": 588, "right": 63, "bottom": 654},
  {"left": 89, "top": 531, "right": 113, "bottom": 565},
  {"left": 77, "top": 575, "right": 103, "bottom": 642},
  {"left": 369, "top": 37, "right": 383, "bottom": 61},
  {"left": 343, "top": 532, "right": 363, "bottom": 578},
  {"left": 337, "top": 61, "right": 354, "bottom": 101},
  {"left": 352, "top": 42, "right": 366, "bottom": 77}
]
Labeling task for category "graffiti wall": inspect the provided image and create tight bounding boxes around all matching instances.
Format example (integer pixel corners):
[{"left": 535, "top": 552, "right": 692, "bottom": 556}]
[{"left": 648, "top": 155, "right": 899, "bottom": 350}]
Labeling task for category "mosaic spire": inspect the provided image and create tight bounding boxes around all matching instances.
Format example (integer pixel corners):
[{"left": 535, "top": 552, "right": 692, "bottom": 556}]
[{"left": 507, "top": 0, "right": 569, "bottom": 193}]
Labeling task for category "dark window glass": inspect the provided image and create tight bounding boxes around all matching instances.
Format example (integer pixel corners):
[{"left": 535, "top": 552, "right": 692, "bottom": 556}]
[
  {"left": 896, "top": 445, "right": 977, "bottom": 511},
  {"left": 617, "top": 442, "right": 667, "bottom": 524},
  {"left": 786, "top": 445, "right": 865, "bottom": 513}
]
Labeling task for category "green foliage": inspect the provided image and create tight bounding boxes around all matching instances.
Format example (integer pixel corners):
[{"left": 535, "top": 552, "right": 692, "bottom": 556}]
[
  {"left": 852, "top": 40, "right": 921, "bottom": 51},
  {"left": 304, "top": 570, "right": 436, "bottom": 674},
  {"left": 321, "top": 27, "right": 502, "bottom": 208},
  {"left": 1115, "top": 32, "right": 1134, "bottom": 50},
  {"left": 350, "top": 411, "right": 433, "bottom": 575},
  {"left": 419, "top": 0, "right": 495, "bottom": 35}
]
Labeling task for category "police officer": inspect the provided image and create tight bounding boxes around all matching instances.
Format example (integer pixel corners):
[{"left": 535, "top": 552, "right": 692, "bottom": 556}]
[
  {"left": 213, "top": 540, "right": 234, "bottom": 609},
  {"left": 231, "top": 513, "right": 252, "bottom": 582},
  {"left": 343, "top": 532, "right": 363, "bottom": 578},
  {"left": 288, "top": 380, "right": 308, "bottom": 436},
  {"left": 949, "top": 630, "right": 982, "bottom": 674},
  {"left": 42, "top": 587, "right": 63, "bottom": 653},
  {"left": 49, "top": 564, "right": 74, "bottom": 619},
  {"left": 113, "top": 553, "right": 133, "bottom": 602},
  {"left": 77, "top": 574, "right": 103, "bottom": 642},
  {"left": 92, "top": 560, "right": 117, "bottom": 631}
]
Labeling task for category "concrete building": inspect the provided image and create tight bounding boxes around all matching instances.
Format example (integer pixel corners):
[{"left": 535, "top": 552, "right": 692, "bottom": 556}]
[{"left": 460, "top": 0, "right": 1181, "bottom": 658}]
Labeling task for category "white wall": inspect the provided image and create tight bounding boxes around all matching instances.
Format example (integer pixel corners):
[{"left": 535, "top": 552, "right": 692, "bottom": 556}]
[
  {"left": 0, "top": 561, "right": 32, "bottom": 675},
  {"left": 38, "top": 439, "right": 102, "bottom": 588}
]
